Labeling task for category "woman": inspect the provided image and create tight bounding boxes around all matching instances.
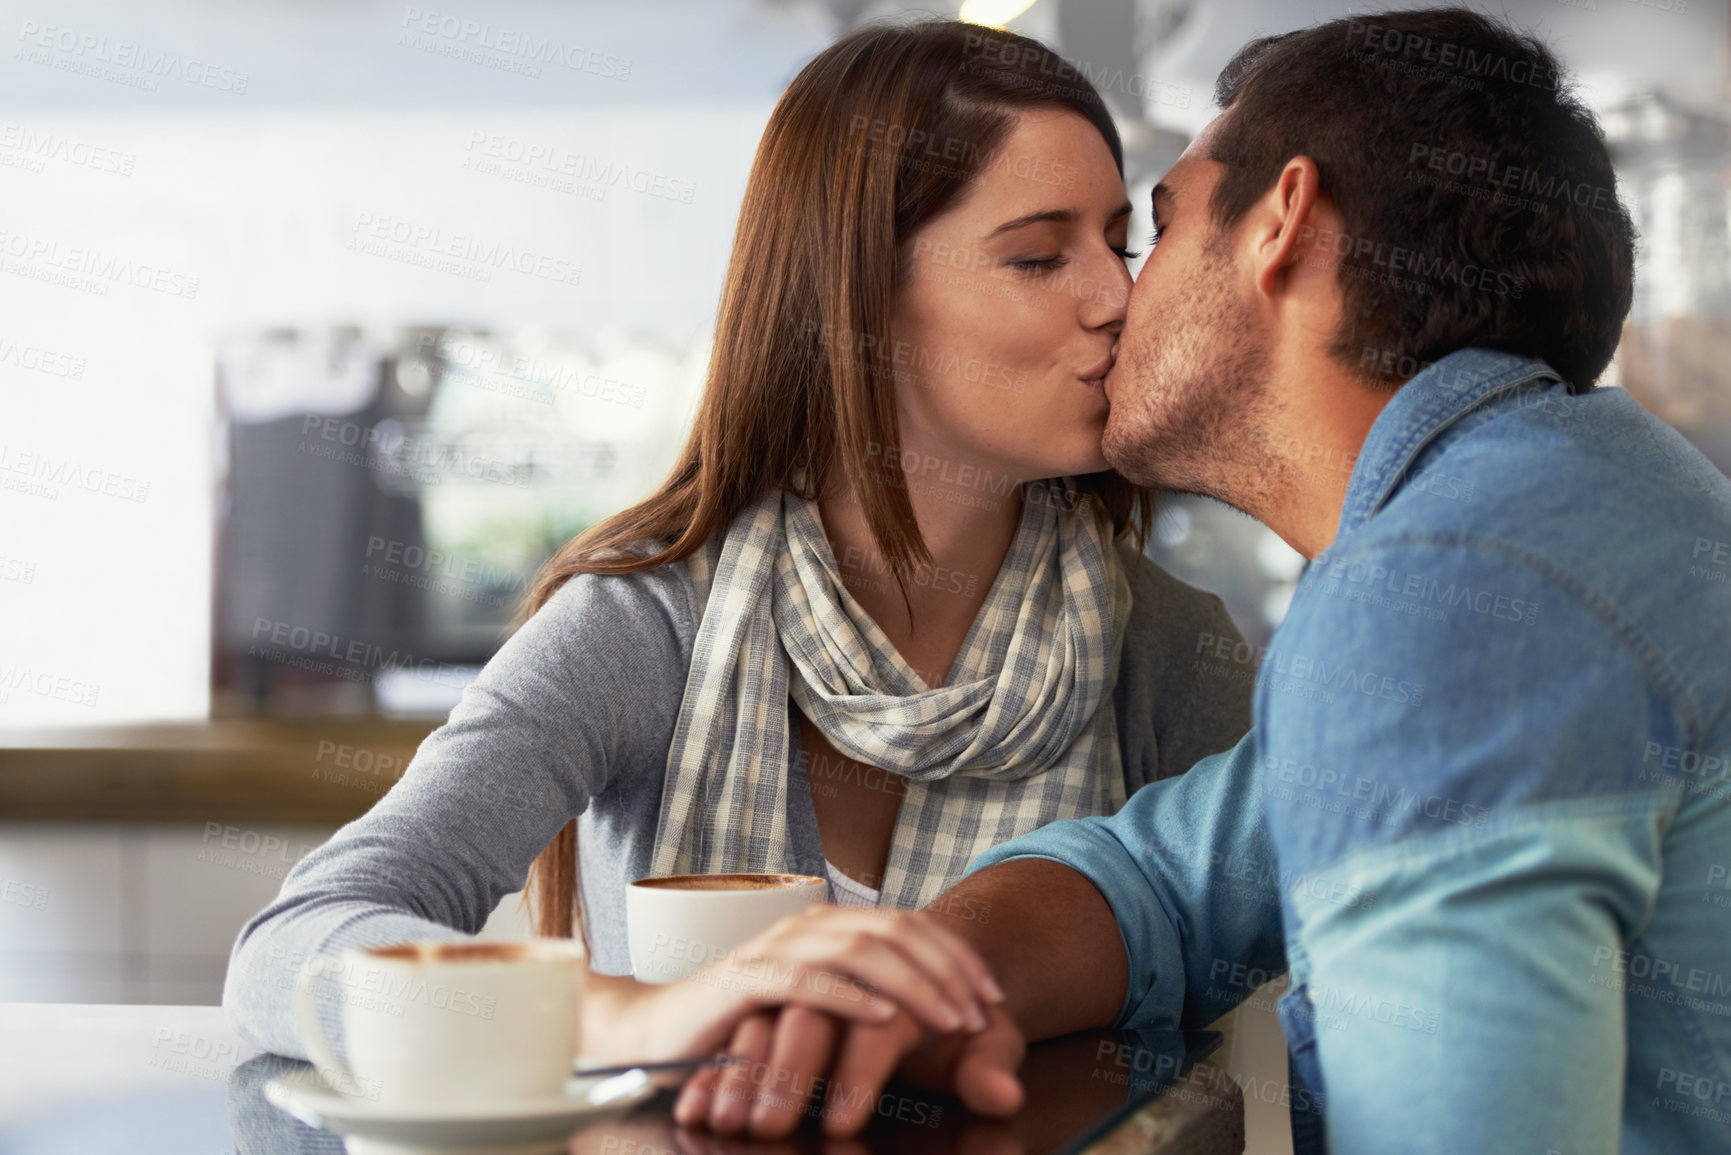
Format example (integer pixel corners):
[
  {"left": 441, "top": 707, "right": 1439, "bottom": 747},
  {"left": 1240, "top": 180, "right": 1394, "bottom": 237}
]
[{"left": 223, "top": 17, "right": 1250, "bottom": 1127}]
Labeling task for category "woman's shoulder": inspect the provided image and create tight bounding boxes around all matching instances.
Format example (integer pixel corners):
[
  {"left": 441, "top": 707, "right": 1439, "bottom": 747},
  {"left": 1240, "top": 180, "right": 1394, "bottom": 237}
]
[
  {"left": 1113, "top": 540, "right": 1241, "bottom": 647},
  {"left": 508, "top": 540, "right": 703, "bottom": 672},
  {"left": 1111, "top": 541, "right": 1255, "bottom": 785}
]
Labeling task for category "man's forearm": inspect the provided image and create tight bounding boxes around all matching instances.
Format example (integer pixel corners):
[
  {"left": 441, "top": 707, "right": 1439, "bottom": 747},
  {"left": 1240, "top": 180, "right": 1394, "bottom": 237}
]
[{"left": 925, "top": 857, "right": 1127, "bottom": 1042}]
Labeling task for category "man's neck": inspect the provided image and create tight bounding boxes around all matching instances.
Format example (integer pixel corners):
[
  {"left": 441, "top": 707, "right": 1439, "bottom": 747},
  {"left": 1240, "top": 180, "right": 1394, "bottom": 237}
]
[{"left": 1240, "top": 356, "right": 1394, "bottom": 560}]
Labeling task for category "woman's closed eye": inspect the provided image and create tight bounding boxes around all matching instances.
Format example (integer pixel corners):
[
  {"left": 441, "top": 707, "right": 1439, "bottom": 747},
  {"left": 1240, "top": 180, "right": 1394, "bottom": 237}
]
[{"left": 1008, "top": 240, "right": 1142, "bottom": 272}]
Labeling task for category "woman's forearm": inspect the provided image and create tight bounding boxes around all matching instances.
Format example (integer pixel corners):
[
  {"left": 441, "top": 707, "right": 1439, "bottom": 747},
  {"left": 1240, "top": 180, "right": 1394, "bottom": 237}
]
[
  {"left": 578, "top": 971, "right": 653, "bottom": 1064},
  {"left": 579, "top": 969, "right": 772, "bottom": 1068}
]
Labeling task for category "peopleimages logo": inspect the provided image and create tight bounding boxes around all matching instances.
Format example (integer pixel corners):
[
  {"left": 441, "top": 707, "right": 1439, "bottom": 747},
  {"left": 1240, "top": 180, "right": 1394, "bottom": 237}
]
[
  {"left": 836, "top": 543, "right": 979, "bottom": 598},
  {"left": 1343, "top": 19, "right": 1560, "bottom": 91},
  {"left": 302, "top": 954, "right": 498, "bottom": 1020},
  {"left": 1296, "top": 224, "right": 1525, "bottom": 299},
  {"left": 248, "top": 616, "right": 474, "bottom": 690},
  {"left": 1655, "top": 1067, "right": 1731, "bottom": 1120},
  {"left": 1592, "top": 946, "right": 1731, "bottom": 1000},
  {"left": 803, "top": 320, "right": 1028, "bottom": 393},
  {"left": 1264, "top": 755, "right": 1490, "bottom": 829},
  {"left": 397, "top": 6, "right": 630, "bottom": 80},
  {"left": 15, "top": 20, "right": 250, "bottom": 93},
  {"left": 959, "top": 33, "right": 1191, "bottom": 110},
  {"left": 347, "top": 212, "right": 583, "bottom": 288},
  {"left": 0, "top": 228, "right": 200, "bottom": 299},
  {"left": 0, "top": 879, "right": 49, "bottom": 911},
  {"left": 1303, "top": 980, "right": 1442, "bottom": 1036},
  {"left": 461, "top": 131, "right": 693, "bottom": 204},
  {"left": 298, "top": 415, "right": 531, "bottom": 489},
  {"left": 848, "top": 116, "right": 1078, "bottom": 188},
  {"left": 0, "top": 335, "right": 86, "bottom": 379},
  {"left": 425, "top": 334, "right": 647, "bottom": 409},
  {"left": 1314, "top": 556, "right": 1539, "bottom": 627},
  {"left": 0, "top": 123, "right": 135, "bottom": 176},
  {"left": 0, "top": 443, "right": 149, "bottom": 503},
  {"left": 0, "top": 664, "right": 100, "bottom": 707},
  {"left": 1202, "top": 852, "right": 1377, "bottom": 910},
  {"left": 1407, "top": 143, "right": 1618, "bottom": 214},
  {"left": 1264, "top": 646, "right": 1426, "bottom": 707},
  {"left": 863, "top": 440, "right": 1020, "bottom": 498}
]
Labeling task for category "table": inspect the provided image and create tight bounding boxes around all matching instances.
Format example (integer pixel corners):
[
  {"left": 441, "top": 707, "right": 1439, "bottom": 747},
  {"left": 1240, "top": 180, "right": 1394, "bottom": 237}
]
[{"left": 0, "top": 1004, "right": 1243, "bottom": 1154}]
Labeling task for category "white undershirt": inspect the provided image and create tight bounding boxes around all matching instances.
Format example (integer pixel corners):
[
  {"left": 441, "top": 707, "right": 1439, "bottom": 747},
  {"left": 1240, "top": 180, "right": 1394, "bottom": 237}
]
[{"left": 823, "top": 857, "right": 883, "bottom": 907}]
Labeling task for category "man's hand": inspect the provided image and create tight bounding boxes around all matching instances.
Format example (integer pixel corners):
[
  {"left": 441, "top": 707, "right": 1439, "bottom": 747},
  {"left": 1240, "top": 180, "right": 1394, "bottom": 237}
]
[
  {"left": 672, "top": 1001, "right": 1026, "bottom": 1139},
  {"left": 584, "top": 904, "right": 1006, "bottom": 1069},
  {"left": 659, "top": 857, "right": 1123, "bottom": 1139}
]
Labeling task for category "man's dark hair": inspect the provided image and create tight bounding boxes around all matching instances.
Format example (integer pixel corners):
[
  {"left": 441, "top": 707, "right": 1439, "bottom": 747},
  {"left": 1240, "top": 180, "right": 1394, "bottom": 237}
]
[{"left": 1208, "top": 7, "right": 1635, "bottom": 392}]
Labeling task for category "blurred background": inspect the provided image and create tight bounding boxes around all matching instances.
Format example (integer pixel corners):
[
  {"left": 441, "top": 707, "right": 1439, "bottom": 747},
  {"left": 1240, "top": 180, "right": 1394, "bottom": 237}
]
[{"left": 1, "top": 0, "right": 1727, "bottom": 1149}]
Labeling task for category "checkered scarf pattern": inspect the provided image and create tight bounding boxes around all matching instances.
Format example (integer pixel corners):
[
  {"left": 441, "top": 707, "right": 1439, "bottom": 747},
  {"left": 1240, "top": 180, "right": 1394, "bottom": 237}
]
[{"left": 648, "top": 479, "right": 1131, "bottom": 908}]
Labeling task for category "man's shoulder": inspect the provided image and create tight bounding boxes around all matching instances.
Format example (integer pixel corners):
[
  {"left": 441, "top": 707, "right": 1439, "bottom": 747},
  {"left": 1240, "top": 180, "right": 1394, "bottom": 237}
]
[
  {"left": 1380, "top": 381, "right": 1731, "bottom": 555},
  {"left": 1353, "top": 387, "right": 1731, "bottom": 699}
]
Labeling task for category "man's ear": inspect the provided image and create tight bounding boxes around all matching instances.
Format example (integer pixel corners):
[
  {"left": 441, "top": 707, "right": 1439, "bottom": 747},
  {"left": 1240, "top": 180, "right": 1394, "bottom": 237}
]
[{"left": 1250, "top": 157, "right": 1324, "bottom": 301}]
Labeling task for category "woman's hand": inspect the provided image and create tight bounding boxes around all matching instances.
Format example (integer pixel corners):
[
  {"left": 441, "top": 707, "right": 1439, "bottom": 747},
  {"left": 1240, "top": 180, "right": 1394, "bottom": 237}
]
[{"left": 585, "top": 903, "right": 1006, "bottom": 1071}]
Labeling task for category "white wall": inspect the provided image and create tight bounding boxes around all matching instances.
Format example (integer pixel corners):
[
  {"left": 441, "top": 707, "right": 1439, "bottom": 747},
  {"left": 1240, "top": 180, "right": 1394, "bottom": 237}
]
[{"left": 0, "top": 104, "right": 770, "bottom": 724}]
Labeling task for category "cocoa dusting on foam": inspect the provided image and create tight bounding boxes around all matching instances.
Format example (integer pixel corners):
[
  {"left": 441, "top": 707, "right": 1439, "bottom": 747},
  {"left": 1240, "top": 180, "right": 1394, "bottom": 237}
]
[
  {"left": 633, "top": 872, "right": 822, "bottom": 891},
  {"left": 363, "top": 941, "right": 580, "bottom": 964}
]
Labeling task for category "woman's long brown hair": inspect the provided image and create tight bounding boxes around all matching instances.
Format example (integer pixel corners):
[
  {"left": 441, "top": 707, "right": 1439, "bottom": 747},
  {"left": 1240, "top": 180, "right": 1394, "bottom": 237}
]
[{"left": 521, "top": 19, "right": 1154, "bottom": 941}]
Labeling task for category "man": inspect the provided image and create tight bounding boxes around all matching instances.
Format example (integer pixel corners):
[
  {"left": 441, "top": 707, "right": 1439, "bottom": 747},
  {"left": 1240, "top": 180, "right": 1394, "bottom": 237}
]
[{"left": 676, "top": 8, "right": 1731, "bottom": 1152}]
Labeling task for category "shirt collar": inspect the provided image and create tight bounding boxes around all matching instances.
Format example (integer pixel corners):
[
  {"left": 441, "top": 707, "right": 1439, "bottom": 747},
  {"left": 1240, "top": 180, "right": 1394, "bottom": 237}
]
[{"left": 1335, "top": 347, "right": 1564, "bottom": 541}]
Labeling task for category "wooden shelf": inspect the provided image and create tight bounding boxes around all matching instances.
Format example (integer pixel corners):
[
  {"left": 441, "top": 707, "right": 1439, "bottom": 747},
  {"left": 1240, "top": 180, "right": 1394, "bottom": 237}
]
[{"left": 0, "top": 719, "right": 438, "bottom": 824}]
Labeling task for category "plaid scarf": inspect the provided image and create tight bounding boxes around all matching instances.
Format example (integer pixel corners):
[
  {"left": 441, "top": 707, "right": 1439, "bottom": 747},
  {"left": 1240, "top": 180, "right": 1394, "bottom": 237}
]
[{"left": 648, "top": 479, "right": 1131, "bottom": 908}]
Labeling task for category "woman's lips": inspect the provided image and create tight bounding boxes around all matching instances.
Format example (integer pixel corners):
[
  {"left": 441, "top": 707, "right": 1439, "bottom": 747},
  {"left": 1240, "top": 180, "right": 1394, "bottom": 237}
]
[{"left": 1079, "top": 353, "right": 1114, "bottom": 390}]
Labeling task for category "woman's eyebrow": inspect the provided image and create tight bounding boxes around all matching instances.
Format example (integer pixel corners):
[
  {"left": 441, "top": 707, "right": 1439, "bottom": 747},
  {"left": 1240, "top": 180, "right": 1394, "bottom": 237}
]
[
  {"left": 986, "top": 208, "right": 1077, "bottom": 237},
  {"left": 988, "top": 201, "right": 1135, "bottom": 238}
]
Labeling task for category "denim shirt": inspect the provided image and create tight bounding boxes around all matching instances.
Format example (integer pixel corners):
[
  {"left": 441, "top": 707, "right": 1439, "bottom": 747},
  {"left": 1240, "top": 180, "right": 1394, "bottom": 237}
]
[{"left": 969, "top": 349, "right": 1731, "bottom": 1154}]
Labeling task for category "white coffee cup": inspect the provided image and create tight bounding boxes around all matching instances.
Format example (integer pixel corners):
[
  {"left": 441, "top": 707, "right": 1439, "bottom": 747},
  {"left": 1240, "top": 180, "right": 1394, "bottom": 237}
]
[
  {"left": 626, "top": 872, "right": 827, "bottom": 984},
  {"left": 293, "top": 938, "right": 586, "bottom": 1110}
]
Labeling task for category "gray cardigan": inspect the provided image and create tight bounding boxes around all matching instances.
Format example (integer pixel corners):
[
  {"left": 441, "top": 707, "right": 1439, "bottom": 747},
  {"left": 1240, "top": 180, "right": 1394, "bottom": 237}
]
[{"left": 222, "top": 542, "right": 1252, "bottom": 1060}]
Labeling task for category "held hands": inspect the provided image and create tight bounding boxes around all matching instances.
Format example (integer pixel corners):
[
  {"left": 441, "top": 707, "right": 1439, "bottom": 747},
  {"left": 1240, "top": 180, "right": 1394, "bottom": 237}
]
[
  {"left": 611, "top": 903, "right": 1025, "bottom": 1136},
  {"left": 673, "top": 999, "right": 1025, "bottom": 1138}
]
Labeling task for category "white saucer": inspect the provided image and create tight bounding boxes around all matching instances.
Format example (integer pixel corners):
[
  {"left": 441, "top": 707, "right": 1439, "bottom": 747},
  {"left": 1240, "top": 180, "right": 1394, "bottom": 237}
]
[{"left": 264, "top": 1065, "right": 658, "bottom": 1155}]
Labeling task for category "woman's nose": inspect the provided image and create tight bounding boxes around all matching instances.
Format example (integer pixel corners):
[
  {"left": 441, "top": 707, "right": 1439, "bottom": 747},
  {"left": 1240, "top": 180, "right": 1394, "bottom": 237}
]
[{"left": 1080, "top": 259, "right": 1132, "bottom": 333}]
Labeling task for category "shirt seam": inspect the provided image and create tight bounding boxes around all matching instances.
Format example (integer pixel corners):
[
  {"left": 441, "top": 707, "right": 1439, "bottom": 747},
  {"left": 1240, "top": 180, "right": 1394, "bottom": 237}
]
[
  {"left": 1349, "top": 362, "right": 1563, "bottom": 532},
  {"left": 1295, "top": 788, "right": 1670, "bottom": 881},
  {"left": 1305, "top": 528, "right": 1702, "bottom": 742},
  {"left": 1289, "top": 789, "right": 1673, "bottom": 948}
]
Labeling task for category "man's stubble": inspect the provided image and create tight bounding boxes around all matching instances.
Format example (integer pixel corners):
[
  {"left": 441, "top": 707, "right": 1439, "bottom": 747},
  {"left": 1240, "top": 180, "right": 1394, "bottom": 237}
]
[{"left": 1102, "top": 236, "right": 1294, "bottom": 520}]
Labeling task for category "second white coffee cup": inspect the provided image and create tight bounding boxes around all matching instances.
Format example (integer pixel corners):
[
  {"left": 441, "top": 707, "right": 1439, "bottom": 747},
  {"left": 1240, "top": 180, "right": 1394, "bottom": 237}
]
[{"left": 626, "top": 872, "right": 827, "bottom": 983}]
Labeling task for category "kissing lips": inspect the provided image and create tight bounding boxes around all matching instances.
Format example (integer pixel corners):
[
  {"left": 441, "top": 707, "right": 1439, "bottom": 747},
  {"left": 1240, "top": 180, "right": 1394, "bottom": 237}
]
[{"left": 1079, "top": 351, "right": 1114, "bottom": 393}]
